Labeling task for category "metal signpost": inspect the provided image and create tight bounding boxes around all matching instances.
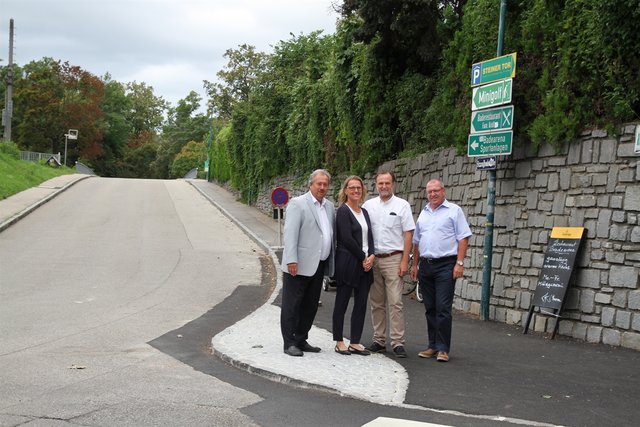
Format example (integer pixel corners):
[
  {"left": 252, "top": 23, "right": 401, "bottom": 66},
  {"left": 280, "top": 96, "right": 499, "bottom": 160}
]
[
  {"left": 64, "top": 129, "right": 78, "bottom": 166},
  {"left": 271, "top": 187, "right": 289, "bottom": 247},
  {"left": 470, "top": 0, "right": 510, "bottom": 320}
]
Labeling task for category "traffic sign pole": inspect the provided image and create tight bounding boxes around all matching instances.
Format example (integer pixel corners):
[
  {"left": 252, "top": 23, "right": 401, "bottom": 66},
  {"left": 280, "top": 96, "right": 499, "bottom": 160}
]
[
  {"left": 480, "top": 0, "right": 508, "bottom": 322},
  {"left": 271, "top": 187, "right": 289, "bottom": 248}
]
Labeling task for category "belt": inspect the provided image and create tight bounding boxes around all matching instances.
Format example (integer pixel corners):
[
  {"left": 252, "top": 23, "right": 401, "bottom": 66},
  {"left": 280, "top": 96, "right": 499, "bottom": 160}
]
[
  {"left": 420, "top": 255, "right": 457, "bottom": 264},
  {"left": 376, "top": 250, "right": 403, "bottom": 258}
]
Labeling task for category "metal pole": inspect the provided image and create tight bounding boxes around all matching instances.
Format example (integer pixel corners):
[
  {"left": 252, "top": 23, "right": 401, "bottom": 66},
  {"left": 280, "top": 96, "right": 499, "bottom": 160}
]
[
  {"left": 64, "top": 134, "right": 68, "bottom": 166},
  {"left": 3, "top": 19, "right": 15, "bottom": 142},
  {"left": 481, "top": 0, "right": 507, "bottom": 321}
]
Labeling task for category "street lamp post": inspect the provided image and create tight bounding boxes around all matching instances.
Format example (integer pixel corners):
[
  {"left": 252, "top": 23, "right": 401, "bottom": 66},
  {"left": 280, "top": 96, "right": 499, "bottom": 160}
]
[{"left": 64, "top": 129, "right": 78, "bottom": 166}]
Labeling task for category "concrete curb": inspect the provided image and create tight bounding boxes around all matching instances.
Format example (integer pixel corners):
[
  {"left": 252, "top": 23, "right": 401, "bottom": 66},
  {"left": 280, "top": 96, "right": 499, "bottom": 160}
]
[{"left": 0, "top": 174, "right": 93, "bottom": 233}]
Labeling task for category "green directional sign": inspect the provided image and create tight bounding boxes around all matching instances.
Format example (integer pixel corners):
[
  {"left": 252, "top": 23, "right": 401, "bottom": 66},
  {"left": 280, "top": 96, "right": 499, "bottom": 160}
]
[
  {"left": 470, "top": 105, "right": 514, "bottom": 134},
  {"left": 467, "top": 131, "right": 513, "bottom": 157},
  {"left": 472, "top": 78, "right": 512, "bottom": 111},
  {"left": 471, "top": 53, "right": 517, "bottom": 87}
]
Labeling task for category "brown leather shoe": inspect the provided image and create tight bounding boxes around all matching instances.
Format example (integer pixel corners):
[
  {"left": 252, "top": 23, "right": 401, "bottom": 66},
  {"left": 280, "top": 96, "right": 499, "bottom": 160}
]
[
  {"left": 418, "top": 348, "right": 438, "bottom": 358},
  {"left": 436, "top": 351, "right": 449, "bottom": 362}
]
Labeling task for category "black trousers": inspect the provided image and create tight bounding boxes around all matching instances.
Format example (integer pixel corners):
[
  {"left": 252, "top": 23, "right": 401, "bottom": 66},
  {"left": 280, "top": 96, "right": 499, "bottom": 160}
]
[
  {"left": 418, "top": 257, "right": 456, "bottom": 353},
  {"left": 280, "top": 261, "right": 324, "bottom": 350},
  {"left": 332, "top": 274, "right": 371, "bottom": 344}
]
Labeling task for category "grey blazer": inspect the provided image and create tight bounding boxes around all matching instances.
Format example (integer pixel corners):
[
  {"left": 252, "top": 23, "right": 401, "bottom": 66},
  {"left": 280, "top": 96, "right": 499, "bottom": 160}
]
[{"left": 281, "top": 191, "right": 335, "bottom": 277}]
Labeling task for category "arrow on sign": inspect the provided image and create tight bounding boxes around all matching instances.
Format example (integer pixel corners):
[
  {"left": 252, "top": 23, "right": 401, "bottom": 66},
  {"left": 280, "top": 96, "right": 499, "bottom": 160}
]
[
  {"left": 472, "top": 79, "right": 513, "bottom": 111},
  {"left": 470, "top": 105, "right": 514, "bottom": 134},
  {"left": 467, "top": 131, "right": 513, "bottom": 157}
]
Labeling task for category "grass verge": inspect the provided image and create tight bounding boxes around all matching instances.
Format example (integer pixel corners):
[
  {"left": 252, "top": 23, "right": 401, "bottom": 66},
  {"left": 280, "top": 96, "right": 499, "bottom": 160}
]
[{"left": 0, "top": 151, "right": 74, "bottom": 200}]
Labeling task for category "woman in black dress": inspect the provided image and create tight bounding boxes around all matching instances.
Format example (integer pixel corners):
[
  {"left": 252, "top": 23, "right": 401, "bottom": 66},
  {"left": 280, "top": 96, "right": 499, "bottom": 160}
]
[{"left": 332, "top": 176, "right": 375, "bottom": 355}]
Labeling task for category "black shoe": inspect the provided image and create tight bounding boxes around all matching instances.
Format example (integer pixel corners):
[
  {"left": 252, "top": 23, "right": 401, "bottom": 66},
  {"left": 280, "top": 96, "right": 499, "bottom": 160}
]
[
  {"left": 393, "top": 346, "right": 407, "bottom": 358},
  {"left": 300, "top": 342, "right": 321, "bottom": 353},
  {"left": 366, "top": 342, "right": 386, "bottom": 353},
  {"left": 348, "top": 345, "right": 371, "bottom": 356},
  {"left": 334, "top": 345, "right": 351, "bottom": 355},
  {"left": 284, "top": 345, "right": 303, "bottom": 357}
]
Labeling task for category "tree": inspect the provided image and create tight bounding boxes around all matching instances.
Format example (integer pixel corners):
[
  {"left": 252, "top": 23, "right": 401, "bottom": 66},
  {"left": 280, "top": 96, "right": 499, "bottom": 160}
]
[
  {"left": 12, "top": 58, "right": 65, "bottom": 153},
  {"left": 203, "top": 44, "right": 267, "bottom": 120},
  {"left": 125, "top": 81, "right": 167, "bottom": 136},
  {"left": 97, "top": 74, "right": 133, "bottom": 177},
  {"left": 152, "top": 91, "right": 210, "bottom": 179},
  {"left": 10, "top": 58, "right": 105, "bottom": 165},
  {"left": 170, "top": 140, "right": 205, "bottom": 178}
]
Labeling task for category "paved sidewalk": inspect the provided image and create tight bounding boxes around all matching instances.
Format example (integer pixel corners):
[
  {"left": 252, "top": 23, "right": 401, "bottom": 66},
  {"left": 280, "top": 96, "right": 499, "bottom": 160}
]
[
  {"left": 189, "top": 179, "right": 640, "bottom": 427},
  {"left": 0, "top": 174, "right": 92, "bottom": 232},
  {"left": 188, "top": 180, "right": 412, "bottom": 406}
]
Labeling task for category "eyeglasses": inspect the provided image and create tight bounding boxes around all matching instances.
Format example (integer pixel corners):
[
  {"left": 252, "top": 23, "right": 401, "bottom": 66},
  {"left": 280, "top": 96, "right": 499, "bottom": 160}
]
[{"left": 347, "top": 186, "right": 362, "bottom": 191}]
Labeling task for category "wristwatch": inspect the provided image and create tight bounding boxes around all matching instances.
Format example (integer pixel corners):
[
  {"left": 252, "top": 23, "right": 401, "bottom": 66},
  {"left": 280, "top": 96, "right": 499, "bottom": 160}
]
[{"left": 456, "top": 260, "right": 464, "bottom": 266}]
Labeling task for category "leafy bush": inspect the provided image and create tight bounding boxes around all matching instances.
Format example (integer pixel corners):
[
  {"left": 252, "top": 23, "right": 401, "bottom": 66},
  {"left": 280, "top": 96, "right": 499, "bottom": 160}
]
[{"left": 0, "top": 141, "right": 20, "bottom": 159}]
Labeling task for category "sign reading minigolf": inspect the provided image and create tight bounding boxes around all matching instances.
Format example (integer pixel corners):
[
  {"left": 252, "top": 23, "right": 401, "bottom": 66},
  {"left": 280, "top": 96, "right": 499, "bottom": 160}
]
[
  {"left": 471, "top": 52, "right": 517, "bottom": 87},
  {"left": 472, "top": 78, "right": 512, "bottom": 111}
]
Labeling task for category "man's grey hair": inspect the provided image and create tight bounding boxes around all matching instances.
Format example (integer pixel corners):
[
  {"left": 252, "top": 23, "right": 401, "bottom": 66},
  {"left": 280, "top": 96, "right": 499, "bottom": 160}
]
[{"left": 308, "top": 169, "right": 331, "bottom": 186}]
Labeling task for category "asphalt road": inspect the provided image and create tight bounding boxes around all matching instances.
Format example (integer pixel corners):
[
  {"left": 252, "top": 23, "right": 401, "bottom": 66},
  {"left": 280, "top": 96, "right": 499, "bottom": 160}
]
[{"left": 0, "top": 178, "right": 265, "bottom": 426}]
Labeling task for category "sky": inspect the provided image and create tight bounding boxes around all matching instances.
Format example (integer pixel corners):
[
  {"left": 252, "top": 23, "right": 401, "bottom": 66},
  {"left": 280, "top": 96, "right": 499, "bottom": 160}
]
[{"left": 1, "top": 0, "right": 339, "bottom": 110}]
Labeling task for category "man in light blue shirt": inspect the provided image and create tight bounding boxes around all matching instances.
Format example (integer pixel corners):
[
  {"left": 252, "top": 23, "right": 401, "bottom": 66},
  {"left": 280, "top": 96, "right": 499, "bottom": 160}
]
[{"left": 411, "top": 179, "right": 471, "bottom": 362}]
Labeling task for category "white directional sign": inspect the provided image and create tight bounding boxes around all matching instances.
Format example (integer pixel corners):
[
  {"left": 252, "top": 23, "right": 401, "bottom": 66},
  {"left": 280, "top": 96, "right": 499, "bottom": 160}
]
[
  {"left": 635, "top": 124, "right": 640, "bottom": 154},
  {"left": 470, "top": 105, "right": 514, "bottom": 134}
]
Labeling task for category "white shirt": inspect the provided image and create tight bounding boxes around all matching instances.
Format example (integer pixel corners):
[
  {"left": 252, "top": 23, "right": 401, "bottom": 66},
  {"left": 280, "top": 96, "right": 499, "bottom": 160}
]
[
  {"left": 314, "top": 197, "right": 332, "bottom": 261},
  {"left": 362, "top": 195, "right": 415, "bottom": 254},
  {"left": 348, "top": 206, "right": 369, "bottom": 255}
]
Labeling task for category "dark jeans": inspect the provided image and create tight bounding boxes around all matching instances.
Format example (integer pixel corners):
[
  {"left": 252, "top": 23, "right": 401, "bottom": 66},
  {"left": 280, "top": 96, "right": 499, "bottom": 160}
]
[
  {"left": 332, "top": 275, "right": 371, "bottom": 344},
  {"left": 418, "top": 258, "right": 456, "bottom": 352},
  {"left": 280, "top": 261, "right": 324, "bottom": 350}
]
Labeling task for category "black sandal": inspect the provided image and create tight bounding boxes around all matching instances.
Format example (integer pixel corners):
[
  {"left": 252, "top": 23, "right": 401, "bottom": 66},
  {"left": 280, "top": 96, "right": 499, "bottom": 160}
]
[
  {"left": 348, "top": 345, "right": 371, "bottom": 356},
  {"left": 335, "top": 345, "right": 351, "bottom": 355}
]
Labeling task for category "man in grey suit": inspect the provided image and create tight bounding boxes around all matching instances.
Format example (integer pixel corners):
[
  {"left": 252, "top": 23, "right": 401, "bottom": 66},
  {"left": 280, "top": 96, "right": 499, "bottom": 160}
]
[{"left": 280, "top": 169, "right": 335, "bottom": 357}]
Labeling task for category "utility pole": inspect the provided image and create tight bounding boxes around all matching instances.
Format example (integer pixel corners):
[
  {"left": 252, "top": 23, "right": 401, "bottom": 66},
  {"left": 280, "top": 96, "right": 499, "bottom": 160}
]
[
  {"left": 2, "top": 18, "right": 15, "bottom": 142},
  {"left": 480, "top": 0, "right": 508, "bottom": 320}
]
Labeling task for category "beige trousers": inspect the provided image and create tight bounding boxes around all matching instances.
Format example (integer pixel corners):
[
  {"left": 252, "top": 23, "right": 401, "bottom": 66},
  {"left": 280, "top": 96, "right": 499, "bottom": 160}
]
[{"left": 369, "top": 254, "right": 405, "bottom": 348}]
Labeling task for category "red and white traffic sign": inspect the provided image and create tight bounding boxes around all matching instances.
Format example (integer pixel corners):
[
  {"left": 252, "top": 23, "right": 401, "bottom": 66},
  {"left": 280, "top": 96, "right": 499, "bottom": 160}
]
[{"left": 271, "top": 187, "right": 289, "bottom": 206}]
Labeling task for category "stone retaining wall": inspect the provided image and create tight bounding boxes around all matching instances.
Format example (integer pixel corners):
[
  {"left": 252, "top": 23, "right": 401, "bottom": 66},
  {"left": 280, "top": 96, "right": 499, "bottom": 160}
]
[{"left": 250, "top": 122, "right": 640, "bottom": 350}]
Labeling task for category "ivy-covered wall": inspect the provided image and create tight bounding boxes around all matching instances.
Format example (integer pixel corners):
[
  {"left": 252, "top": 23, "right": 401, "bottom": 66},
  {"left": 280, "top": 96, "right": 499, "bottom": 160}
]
[{"left": 256, "top": 122, "right": 640, "bottom": 350}]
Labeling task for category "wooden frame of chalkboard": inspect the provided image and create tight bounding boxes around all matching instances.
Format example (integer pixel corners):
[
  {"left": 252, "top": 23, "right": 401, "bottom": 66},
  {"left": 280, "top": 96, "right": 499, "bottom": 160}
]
[{"left": 523, "top": 227, "right": 586, "bottom": 338}]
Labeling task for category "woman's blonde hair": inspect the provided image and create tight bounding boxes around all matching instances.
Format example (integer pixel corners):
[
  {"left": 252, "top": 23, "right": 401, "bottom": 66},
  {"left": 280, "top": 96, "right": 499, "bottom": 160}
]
[{"left": 338, "top": 175, "right": 367, "bottom": 205}]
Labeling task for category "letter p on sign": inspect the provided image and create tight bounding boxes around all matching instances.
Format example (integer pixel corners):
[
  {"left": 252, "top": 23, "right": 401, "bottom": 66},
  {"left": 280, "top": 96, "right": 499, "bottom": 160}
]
[{"left": 471, "top": 64, "right": 481, "bottom": 86}]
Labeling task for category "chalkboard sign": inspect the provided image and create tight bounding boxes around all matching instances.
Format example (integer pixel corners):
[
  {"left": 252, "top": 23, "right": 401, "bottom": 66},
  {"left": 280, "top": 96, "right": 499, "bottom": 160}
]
[{"left": 524, "top": 227, "right": 585, "bottom": 337}]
